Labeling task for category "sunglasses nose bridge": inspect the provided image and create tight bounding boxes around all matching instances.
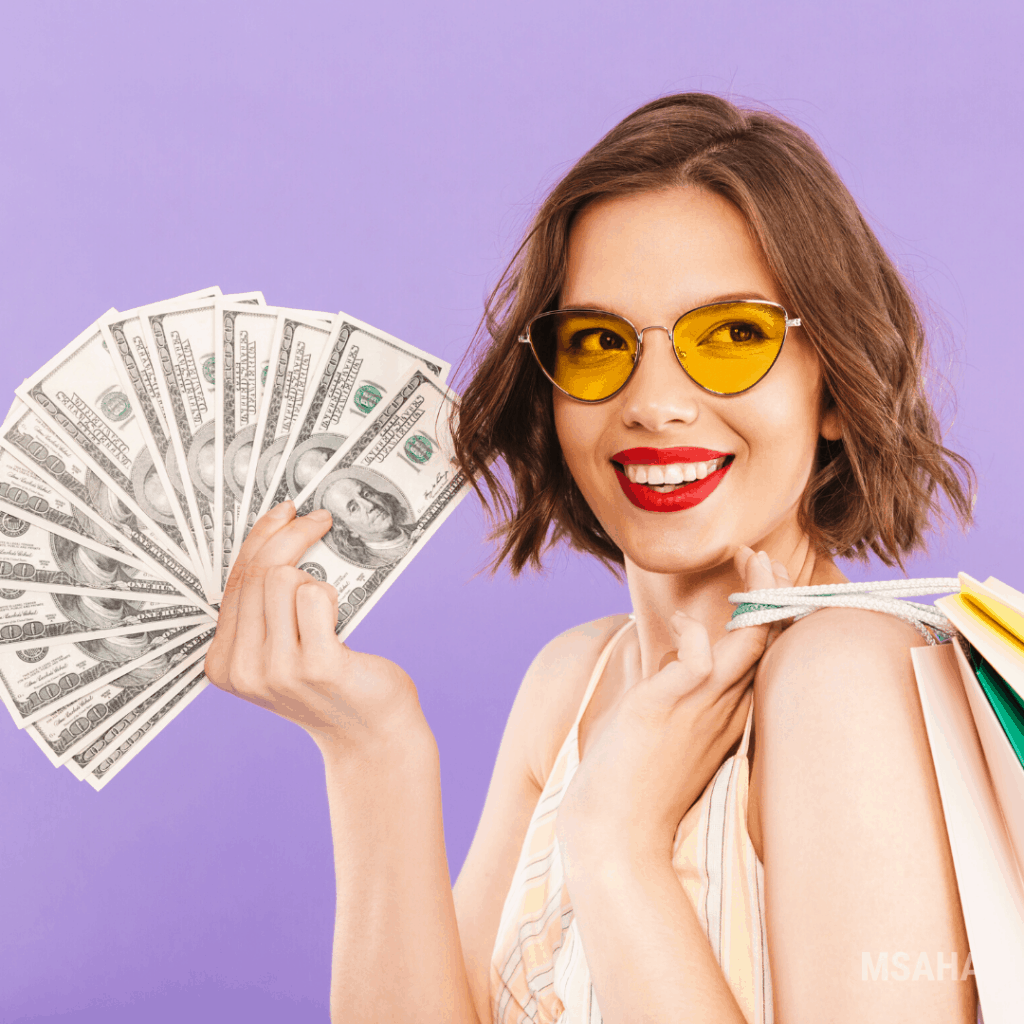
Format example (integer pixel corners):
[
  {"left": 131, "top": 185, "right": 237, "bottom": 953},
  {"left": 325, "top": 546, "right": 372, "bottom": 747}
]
[{"left": 637, "top": 324, "right": 672, "bottom": 341}]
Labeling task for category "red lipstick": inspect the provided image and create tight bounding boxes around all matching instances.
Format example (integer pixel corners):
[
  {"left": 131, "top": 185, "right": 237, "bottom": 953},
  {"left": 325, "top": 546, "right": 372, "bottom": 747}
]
[
  {"left": 610, "top": 447, "right": 733, "bottom": 513},
  {"left": 612, "top": 446, "right": 729, "bottom": 464}
]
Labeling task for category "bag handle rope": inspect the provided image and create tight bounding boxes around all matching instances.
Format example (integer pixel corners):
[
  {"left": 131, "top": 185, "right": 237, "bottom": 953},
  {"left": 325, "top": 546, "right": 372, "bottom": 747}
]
[{"left": 727, "top": 577, "right": 962, "bottom": 644}]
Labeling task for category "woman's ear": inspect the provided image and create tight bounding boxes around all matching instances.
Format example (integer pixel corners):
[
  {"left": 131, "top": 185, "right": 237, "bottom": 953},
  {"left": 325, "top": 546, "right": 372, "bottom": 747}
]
[{"left": 820, "top": 404, "right": 842, "bottom": 441}]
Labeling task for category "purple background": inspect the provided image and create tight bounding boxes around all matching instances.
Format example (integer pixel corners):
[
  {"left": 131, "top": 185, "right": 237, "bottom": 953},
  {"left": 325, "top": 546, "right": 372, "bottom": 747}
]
[{"left": 1, "top": 1, "right": 1021, "bottom": 1019}]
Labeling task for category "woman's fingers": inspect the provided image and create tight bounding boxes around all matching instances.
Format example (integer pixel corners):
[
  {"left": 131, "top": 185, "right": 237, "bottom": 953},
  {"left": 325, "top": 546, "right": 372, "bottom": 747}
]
[
  {"left": 296, "top": 582, "right": 342, "bottom": 664},
  {"left": 215, "top": 501, "right": 297, "bottom": 645},
  {"left": 208, "top": 505, "right": 333, "bottom": 691},
  {"left": 246, "top": 508, "right": 334, "bottom": 573},
  {"left": 232, "top": 510, "right": 334, "bottom": 654},
  {"left": 263, "top": 565, "right": 308, "bottom": 665},
  {"left": 710, "top": 546, "right": 789, "bottom": 688}
]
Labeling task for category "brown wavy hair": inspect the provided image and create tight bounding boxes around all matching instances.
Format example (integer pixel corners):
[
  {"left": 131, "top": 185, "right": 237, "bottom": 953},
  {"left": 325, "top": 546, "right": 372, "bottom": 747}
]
[{"left": 451, "top": 93, "right": 975, "bottom": 575}]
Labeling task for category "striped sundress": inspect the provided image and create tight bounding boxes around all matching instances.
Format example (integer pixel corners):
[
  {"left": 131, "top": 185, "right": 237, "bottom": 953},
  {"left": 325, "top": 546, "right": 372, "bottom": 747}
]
[{"left": 489, "top": 617, "right": 772, "bottom": 1024}]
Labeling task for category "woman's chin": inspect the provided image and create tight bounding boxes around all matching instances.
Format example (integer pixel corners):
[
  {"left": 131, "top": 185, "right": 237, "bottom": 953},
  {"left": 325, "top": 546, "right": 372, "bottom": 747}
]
[{"left": 620, "top": 539, "right": 735, "bottom": 577}]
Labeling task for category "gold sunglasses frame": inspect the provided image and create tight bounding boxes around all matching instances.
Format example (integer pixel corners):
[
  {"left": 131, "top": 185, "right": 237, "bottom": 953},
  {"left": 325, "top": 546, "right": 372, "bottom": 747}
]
[{"left": 517, "top": 299, "right": 802, "bottom": 403}]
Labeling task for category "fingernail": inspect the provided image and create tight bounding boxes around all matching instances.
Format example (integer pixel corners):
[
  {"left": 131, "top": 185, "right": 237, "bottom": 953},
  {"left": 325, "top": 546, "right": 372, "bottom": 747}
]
[
  {"left": 269, "top": 500, "right": 295, "bottom": 520},
  {"left": 771, "top": 560, "right": 790, "bottom": 578},
  {"left": 308, "top": 508, "right": 333, "bottom": 522},
  {"left": 758, "top": 550, "right": 772, "bottom": 570}
]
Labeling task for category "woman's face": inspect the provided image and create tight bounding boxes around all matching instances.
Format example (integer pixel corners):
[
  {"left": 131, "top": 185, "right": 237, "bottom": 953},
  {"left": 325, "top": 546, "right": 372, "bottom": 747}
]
[{"left": 554, "top": 187, "right": 839, "bottom": 575}]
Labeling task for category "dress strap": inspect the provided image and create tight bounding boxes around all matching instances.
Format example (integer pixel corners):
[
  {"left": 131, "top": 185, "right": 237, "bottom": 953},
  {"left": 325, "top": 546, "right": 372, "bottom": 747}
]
[
  {"left": 726, "top": 577, "right": 961, "bottom": 643},
  {"left": 737, "top": 695, "right": 756, "bottom": 760},
  {"left": 570, "top": 615, "right": 636, "bottom": 735}
]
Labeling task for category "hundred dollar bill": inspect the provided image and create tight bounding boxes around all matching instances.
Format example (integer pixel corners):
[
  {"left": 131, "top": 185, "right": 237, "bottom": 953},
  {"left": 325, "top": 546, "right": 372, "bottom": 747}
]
[
  {"left": 65, "top": 659, "right": 208, "bottom": 781},
  {"left": 258, "top": 311, "right": 450, "bottom": 520},
  {"left": 98, "top": 305, "right": 212, "bottom": 592},
  {"left": 136, "top": 292, "right": 265, "bottom": 594},
  {"left": 0, "top": 514, "right": 186, "bottom": 600},
  {"left": 0, "top": 442, "right": 143, "bottom": 566},
  {"left": 214, "top": 301, "right": 280, "bottom": 594},
  {"left": 291, "top": 368, "right": 469, "bottom": 641},
  {"left": 0, "top": 399, "right": 208, "bottom": 606},
  {"left": 15, "top": 315, "right": 208, "bottom": 593},
  {"left": 75, "top": 666, "right": 209, "bottom": 791},
  {"left": 0, "top": 589, "right": 206, "bottom": 652},
  {"left": 0, "top": 621, "right": 210, "bottom": 728},
  {"left": 65, "top": 661, "right": 206, "bottom": 781},
  {"left": 29, "top": 626, "right": 213, "bottom": 765},
  {"left": 233, "top": 310, "right": 338, "bottom": 563}
]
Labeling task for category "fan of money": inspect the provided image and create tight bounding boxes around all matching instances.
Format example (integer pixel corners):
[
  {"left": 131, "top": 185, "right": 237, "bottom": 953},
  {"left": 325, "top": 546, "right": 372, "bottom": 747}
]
[{"left": 0, "top": 288, "right": 468, "bottom": 790}]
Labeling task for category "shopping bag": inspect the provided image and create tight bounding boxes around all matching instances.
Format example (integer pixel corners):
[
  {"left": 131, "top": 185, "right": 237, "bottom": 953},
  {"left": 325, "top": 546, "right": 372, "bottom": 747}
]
[{"left": 912, "top": 573, "right": 1024, "bottom": 1024}]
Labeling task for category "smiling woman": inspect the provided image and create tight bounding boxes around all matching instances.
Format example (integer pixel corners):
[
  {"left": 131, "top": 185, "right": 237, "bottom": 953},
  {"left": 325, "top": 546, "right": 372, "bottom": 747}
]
[{"left": 207, "top": 92, "right": 978, "bottom": 1024}]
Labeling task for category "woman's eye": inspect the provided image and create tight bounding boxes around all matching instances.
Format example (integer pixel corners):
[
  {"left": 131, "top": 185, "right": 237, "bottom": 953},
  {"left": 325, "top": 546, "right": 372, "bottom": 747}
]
[
  {"left": 567, "top": 329, "right": 628, "bottom": 352},
  {"left": 728, "top": 322, "right": 764, "bottom": 343},
  {"left": 697, "top": 322, "right": 767, "bottom": 347}
]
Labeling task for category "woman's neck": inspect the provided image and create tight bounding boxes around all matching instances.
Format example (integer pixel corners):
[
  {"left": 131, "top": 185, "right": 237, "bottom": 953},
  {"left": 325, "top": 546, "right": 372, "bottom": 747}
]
[{"left": 622, "top": 531, "right": 848, "bottom": 682}]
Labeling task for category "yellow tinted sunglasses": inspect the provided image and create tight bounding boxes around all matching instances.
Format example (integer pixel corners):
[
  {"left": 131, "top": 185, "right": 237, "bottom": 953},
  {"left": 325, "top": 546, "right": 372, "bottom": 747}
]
[{"left": 518, "top": 299, "right": 801, "bottom": 402}]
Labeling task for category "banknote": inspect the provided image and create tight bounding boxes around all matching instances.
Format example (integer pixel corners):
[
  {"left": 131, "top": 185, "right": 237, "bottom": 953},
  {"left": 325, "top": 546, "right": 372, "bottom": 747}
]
[
  {"left": 74, "top": 665, "right": 209, "bottom": 791},
  {"left": 291, "top": 368, "right": 469, "bottom": 641},
  {"left": 65, "top": 661, "right": 206, "bottom": 781},
  {"left": 14, "top": 317, "right": 209, "bottom": 595},
  {"left": 136, "top": 292, "right": 265, "bottom": 594},
  {"left": 29, "top": 626, "right": 213, "bottom": 765},
  {"left": 0, "top": 514, "right": 185, "bottom": 599},
  {"left": 234, "top": 310, "right": 338, "bottom": 563},
  {"left": 214, "top": 301, "right": 280, "bottom": 593},
  {"left": 0, "top": 589, "right": 206, "bottom": 651},
  {"left": 0, "top": 442, "right": 143, "bottom": 566},
  {"left": 98, "top": 306, "right": 211, "bottom": 590},
  {"left": 0, "top": 621, "right": 211, "bottom": 728},
  {"left": 258, "top": 311, "right": 450, "bottom": 520},
  {"left": 0, "top": 399, "right": 207, "bottom": 603}
]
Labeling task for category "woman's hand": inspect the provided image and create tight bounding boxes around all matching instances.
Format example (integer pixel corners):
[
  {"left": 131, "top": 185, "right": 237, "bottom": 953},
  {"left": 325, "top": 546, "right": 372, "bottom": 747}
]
[
  {"left": 205, "top": 501, "right": 429, "bottom": 755},
  {"left": 556, "top": 546, "right": 790, "bottom": 860}
]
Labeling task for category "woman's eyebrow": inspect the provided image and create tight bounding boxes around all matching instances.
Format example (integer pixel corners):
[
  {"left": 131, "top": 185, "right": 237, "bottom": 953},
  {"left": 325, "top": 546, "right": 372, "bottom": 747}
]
[
  {"left": 557, "top": 292, "right": 775, "bottom": 315},
  {"left": 696, "top": 291, "right": 773, "bottom": 306}
]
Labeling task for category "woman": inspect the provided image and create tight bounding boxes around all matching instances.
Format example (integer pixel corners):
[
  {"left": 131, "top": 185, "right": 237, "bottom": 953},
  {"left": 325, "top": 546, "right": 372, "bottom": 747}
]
[{"left": 205, "top": 94, "right": 977, "bottom": 1023}]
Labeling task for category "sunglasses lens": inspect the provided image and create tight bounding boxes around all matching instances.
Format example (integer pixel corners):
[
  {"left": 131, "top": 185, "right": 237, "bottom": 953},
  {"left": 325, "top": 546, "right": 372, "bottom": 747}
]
[
  {"left": 529, "top": 311, "right": 637, "bottom": 401},
  {"left": 673, "top": 301, "right": 787, "bottom": 394}
]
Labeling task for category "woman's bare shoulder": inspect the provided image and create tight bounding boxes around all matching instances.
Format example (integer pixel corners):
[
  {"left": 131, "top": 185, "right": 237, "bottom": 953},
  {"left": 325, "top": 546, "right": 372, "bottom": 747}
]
[
  {"left": 754, "top": 604, "right": 930, "bottom": 725},
  {"left": 759, "top": 605, "right": 928, "bottom": 688},
  {"left": 522, "top": 612, "right": 632, "bottom": 790}
]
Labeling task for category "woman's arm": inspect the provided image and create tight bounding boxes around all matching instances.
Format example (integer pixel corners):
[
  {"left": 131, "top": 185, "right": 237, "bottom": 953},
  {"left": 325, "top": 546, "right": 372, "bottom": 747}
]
[
  {"left": 208, "top": 506, "right": 619, "bottom": 1022},
  {"left": 755, "top": 608, "right": 975, "bottom": 1023},
  {"left": 206, "top": 504, "right": 482, "bottom": 1024},
  {"left": 560, "top": 842, "right": 749, "bottom": 1022},
  {"left": 319, "top": 725, "right": 483, "bottom": 1023}
]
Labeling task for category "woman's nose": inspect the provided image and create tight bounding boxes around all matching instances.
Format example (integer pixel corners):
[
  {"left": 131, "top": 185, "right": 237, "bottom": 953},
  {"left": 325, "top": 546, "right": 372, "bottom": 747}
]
[{"left": 619, "top": 327, "right": 700, "bottom": 431}]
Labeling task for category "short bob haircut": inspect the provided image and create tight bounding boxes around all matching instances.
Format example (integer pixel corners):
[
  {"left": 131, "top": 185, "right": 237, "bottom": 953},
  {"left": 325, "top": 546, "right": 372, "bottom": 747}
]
[{"left": 452, "top": 93, "right": 974, "bottom": 575}]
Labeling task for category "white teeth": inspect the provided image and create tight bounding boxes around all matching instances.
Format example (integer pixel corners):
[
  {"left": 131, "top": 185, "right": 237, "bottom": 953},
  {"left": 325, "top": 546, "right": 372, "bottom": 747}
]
[{"left": 621, "top": 456, "right": 728, "bottom": 489}]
